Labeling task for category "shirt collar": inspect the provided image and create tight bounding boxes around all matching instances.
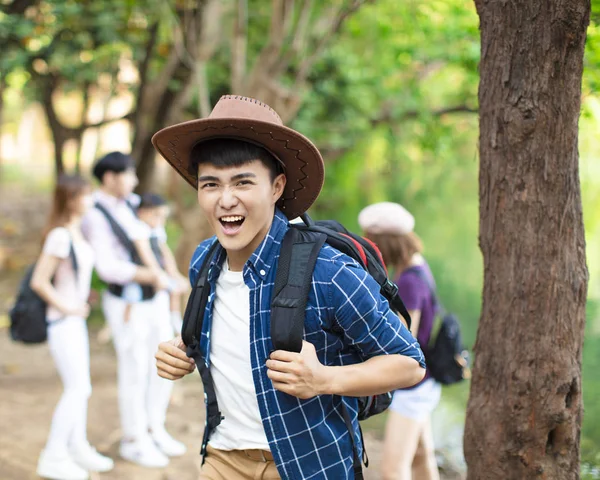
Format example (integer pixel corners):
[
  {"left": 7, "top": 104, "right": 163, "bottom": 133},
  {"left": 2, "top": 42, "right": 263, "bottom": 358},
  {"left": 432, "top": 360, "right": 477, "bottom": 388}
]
[
  {"left": 247, "top": 208, "right": 289, "bottom": 281},
  {"left": 207, "top": 209, "right": 290, "bottom": 283}
]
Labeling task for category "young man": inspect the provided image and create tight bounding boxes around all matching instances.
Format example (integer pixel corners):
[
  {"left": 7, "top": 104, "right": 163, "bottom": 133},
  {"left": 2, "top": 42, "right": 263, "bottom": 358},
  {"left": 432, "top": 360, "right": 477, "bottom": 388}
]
[
  {"left": 81, "top": 152, "right": 186, "bottom": 468},
  {"left": 152, "top": 96, "right": 426, "bottom": 480}
]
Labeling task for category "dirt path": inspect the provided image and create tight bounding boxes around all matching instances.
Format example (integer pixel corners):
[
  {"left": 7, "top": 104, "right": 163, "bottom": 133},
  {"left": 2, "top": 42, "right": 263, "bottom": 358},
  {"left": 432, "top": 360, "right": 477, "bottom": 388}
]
[{"left": 0, "top": 327, "right": 396, "bottom": 480}]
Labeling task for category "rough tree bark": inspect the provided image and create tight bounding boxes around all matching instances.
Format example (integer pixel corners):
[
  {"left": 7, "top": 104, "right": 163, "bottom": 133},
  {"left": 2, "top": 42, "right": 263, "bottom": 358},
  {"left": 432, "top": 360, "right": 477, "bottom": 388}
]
[{"left": 464, "top": 1, "right": 590, "bottom": 480}]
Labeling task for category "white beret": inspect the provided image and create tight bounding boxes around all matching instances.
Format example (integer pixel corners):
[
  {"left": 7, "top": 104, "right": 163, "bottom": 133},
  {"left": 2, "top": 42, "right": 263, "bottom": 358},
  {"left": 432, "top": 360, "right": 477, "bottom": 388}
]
[{"left": 358, "top": 202, "right": 415, "bottom": 235}]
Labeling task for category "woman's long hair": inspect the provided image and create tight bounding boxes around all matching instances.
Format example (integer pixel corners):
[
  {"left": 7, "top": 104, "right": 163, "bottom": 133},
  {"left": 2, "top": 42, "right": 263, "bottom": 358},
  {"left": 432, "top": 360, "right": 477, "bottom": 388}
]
[
  {"left": 364, "top": 231, "right": 424, "bottom": 276},
  {"left": 42, "top": 174, "right": 90, "bottom": 242}
]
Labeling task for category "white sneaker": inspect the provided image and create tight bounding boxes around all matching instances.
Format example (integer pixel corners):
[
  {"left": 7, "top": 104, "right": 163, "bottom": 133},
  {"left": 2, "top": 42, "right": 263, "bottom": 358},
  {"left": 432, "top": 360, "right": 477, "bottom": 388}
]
[
  {"left": 71, "top": 443, "right": 114, "bottom": 472},
  {"left": 151, "top": 428, "right": 187, "bottom": 457},
  {"left": 37, "top": 450, "right": 89, "bottom": 480},
  {"left": 119, "top": 437, "right": 169, "bottom": 468}
]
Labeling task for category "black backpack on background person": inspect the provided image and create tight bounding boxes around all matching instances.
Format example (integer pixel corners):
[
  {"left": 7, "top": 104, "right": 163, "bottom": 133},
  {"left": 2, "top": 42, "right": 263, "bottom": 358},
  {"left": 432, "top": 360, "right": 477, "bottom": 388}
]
[
  {"left": 181, "top": 214, "right": 415, "bottom": 479},
  {"left": 406, "top": 267, "right": 471, "bottom": 385},
  {"left": 9, "top": 241, "right": 78, "bottom": 344}
]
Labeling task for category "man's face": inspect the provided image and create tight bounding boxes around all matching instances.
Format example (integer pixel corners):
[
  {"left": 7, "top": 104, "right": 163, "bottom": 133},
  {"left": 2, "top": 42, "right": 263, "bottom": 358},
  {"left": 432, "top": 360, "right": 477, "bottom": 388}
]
[
  {"left": 197, "top": 160, "right": 286, "bottom": 270},
  {"left": 104, "top": 168, "right": 138, "bottom": 198}
]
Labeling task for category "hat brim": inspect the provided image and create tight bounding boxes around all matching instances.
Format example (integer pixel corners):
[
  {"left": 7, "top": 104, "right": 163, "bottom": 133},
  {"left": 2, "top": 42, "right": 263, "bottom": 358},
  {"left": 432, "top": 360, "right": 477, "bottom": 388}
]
[{"left": 152, "top": 118, "right": 324, "bottom": 220}]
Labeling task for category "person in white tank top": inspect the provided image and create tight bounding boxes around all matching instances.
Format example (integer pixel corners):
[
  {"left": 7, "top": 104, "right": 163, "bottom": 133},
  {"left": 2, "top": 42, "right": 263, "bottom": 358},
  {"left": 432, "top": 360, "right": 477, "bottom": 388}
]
[{"left": 30, "top": 174, "right": 114, "bottom": 480}]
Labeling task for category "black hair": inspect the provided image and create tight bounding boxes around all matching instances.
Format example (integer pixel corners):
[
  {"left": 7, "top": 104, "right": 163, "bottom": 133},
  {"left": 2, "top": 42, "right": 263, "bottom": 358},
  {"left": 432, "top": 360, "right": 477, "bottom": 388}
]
[
  {"left": 138, "top": 192, "right": 167, "bottom": 209},
  {"left": 92, "top": 151, "right": 135, "bottom": 183},
  {"left": 190, "top": 138, "right": 284, "bottom": 182}
]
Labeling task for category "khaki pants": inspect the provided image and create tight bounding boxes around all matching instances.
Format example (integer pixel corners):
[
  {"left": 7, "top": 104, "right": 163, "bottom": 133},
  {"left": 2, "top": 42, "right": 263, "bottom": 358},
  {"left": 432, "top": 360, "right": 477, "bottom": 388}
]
[{"left": 199, "top": 445, "right": 281, "bottom": 480}]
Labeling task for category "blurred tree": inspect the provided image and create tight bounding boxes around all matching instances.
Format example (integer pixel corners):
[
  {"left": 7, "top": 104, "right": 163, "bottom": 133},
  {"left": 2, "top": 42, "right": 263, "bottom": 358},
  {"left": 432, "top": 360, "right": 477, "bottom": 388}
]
[
  {"left": 463, "top": 1, "right": 590, "bottom": 479},
  {"left": 1, "top": 0, "right": 485, "bottom": 266}
]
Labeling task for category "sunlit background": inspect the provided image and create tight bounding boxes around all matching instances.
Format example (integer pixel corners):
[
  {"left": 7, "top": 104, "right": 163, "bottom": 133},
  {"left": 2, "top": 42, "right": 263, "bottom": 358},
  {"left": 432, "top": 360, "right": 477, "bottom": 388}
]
[{"left": 1, "top": 0, "right": 599, "bottom": 478}]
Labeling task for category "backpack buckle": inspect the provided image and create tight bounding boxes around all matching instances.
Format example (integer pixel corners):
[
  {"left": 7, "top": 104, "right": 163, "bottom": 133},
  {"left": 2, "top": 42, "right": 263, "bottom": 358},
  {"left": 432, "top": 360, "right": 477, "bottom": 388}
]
[{"left": 382, "top": 279, "right": 398, "bottom": 298}]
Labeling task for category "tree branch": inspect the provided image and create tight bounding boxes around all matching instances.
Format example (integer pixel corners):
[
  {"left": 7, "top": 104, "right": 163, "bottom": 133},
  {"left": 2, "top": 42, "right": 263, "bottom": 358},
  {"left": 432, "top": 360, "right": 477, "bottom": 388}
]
[
  {"left": 376, "top": 104, "right": 478, "bottom": 125},
  {"left": 4, "top": 0, "right": 39, "bottom": 15},
  {"left": 247, "top": 0, "right": 295, "bottom": 88},
  {"left": 321, "top": 104, "right": 478, "bottom": 162},
  {"left": 79, "top": 112, "right": 134, "bottom": 132},
  {"left": 294, "top": 0, "right": 372, "bottom": 86},
  {"left": 133, "top": 21, "right": 159, "bottom": 136},
  {"left": 271, "top": 0, "right": 313, "bottom": 77}
]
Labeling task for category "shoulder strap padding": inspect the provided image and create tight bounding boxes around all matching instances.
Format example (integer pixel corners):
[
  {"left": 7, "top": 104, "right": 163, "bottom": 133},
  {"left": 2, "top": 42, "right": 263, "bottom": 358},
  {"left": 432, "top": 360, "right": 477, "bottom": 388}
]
[
  {"left": 94, "top": 202, "right": 140, "bottom": 263},
  {"left": 270, "top": 227, "right": 326, "bottom": 353},
  {"left": 181, "top": 240, "right": 220, "bottom": 347}
]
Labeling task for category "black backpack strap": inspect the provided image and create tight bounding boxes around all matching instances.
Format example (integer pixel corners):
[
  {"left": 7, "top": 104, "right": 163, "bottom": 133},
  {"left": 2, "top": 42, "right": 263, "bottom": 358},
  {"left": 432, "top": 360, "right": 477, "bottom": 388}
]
[
  {"left": 125, "top": 199, "right": 138, "bottom": 216},
  {"left": 94, "top": 202, "right": 156, "bottom": 299},
  {"left": 181, "top": 240, "right": 220, "bottom": 346},
  {"left": 340, "top": 402, "right": 364, "bottom": 479},
  {"left": 149, "top": 235, "right": 165, "bottom": 268},
  {"left": 94, "top": 202, "right": 141, "bottom": 263},
  {"left": 180, "top": 240, "right": 222, "bottom": 461},
  {"left": 270, "top": 226, "right": 327, "bottom": 353},
  {"left": 68, "top": 238, "right": 78, "bottom": 274},
  {"left": 272, "top": 226, "right": 364, "bottom": 477}
]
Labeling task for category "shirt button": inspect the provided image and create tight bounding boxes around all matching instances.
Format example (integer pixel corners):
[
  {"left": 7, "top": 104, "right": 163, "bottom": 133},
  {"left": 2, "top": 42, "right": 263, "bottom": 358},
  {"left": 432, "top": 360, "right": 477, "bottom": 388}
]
[{"left": 260, "top": 269, "right": 266, "bottom": 276}]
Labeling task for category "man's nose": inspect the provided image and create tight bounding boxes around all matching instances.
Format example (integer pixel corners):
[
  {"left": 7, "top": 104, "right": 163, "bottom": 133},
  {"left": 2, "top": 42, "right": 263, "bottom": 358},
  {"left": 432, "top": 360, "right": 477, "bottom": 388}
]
[{"left": 219, "top": 187, "right": 238, "bottom": 209}]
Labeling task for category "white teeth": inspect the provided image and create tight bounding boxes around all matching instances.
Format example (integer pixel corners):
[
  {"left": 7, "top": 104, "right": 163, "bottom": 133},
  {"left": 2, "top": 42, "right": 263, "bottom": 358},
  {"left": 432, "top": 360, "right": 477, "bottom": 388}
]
[{"left": 220, "top": 215, "right": 244, "bottom": 223}]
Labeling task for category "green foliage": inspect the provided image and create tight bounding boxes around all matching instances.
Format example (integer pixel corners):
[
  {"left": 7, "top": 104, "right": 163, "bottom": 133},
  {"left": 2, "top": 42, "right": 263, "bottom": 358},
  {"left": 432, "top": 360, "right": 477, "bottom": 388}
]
[
  {"left": 2, "top": 0, "right": 600, "bottom": 468},
  {"left": 1, "top": 0, "right": 165, "bottom": 101}
]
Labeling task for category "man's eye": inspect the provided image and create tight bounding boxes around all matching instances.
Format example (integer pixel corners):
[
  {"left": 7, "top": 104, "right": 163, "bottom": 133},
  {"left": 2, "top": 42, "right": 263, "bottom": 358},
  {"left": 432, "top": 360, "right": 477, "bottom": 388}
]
[
  {"left": 238, "top": 180, "right": 253, "bottom": 186},
  {"left": 200, "top": 183, "right": 217, "bottom": 189}
]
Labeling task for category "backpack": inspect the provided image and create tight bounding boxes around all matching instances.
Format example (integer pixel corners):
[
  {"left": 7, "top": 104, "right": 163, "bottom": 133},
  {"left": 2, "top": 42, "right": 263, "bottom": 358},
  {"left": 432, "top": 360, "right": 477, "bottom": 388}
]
[
  {"left": 407, "top": 267, "right": 470, "bottom": 385},
  {"left": 9, "top": 241, "right": 78, "bottom": 344},
  {"left": 181, "top": 214, "right": 414, "bottom": 479}
]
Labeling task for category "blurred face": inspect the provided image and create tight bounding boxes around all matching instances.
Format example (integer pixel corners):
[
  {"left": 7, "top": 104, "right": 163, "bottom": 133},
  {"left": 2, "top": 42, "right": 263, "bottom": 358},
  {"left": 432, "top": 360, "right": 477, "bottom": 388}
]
[
  {"left": 197, "top": 160, "right": 286, "bottom": 271},
  {"left": 138, "top": 206, "right": 167, "bottom": 229},
  {"left": 70, "top": 190, "right": 93, "bottom": 217},
  {"left": 103, "top": 168, "right": 138, "bottom": 199}
]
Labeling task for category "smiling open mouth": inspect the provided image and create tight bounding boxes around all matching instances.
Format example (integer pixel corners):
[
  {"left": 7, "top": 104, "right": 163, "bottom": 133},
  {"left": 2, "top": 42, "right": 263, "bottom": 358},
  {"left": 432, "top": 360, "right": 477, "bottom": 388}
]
[{"left": 219, "top": 215, "right": 245, "bottom": 233}]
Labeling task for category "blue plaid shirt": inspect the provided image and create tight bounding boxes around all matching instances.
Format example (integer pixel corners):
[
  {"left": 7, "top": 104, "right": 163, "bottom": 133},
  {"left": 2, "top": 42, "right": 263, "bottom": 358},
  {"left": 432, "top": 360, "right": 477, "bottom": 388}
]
[{"left": 189, "top": 209, "right": 425, "bottom": 479}]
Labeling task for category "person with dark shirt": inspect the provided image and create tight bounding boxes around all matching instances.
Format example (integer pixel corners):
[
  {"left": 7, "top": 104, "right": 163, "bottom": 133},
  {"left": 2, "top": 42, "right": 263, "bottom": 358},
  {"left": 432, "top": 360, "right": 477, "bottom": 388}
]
[{"left": 359, "top": 202, "right": 442, "bottom": 480}]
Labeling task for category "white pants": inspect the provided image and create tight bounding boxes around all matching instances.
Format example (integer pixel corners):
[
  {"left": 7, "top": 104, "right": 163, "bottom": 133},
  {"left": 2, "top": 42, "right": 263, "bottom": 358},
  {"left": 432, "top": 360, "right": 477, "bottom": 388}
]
[
  {"left": 102, "top": 290, "right": 173, "bottom": 440},
  {"left": 45, "top": 317, "right": 91, "bottom": 455},
  {"left": 146, "top": 290, "right": 175, "bottom": 432}
]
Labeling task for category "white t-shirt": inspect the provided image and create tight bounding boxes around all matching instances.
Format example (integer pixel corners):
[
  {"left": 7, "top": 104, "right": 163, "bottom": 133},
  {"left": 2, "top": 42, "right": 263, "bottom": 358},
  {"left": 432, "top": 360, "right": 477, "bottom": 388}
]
[
  {"left": 208, "top": 260, "right": 270, "bottom": 451},
  {"left": 43, "top": 227, "right": 94, "bottom": 322}
]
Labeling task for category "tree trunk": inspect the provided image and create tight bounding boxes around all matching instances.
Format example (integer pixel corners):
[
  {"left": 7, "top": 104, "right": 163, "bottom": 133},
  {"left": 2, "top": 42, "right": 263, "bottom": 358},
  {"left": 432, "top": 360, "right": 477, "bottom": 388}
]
[
  {"left": 40, "top": 77, "right": 68, "bottom": 176},
  {"left": 464, "top": 2, "right": 590, "bottom": 480}
]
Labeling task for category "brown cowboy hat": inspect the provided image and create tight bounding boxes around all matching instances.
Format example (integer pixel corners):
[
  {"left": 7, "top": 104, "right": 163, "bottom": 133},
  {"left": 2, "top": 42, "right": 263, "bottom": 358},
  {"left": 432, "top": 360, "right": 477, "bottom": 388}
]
[{"left": 151, "top": 95, "right": 325, "bottom": 219}]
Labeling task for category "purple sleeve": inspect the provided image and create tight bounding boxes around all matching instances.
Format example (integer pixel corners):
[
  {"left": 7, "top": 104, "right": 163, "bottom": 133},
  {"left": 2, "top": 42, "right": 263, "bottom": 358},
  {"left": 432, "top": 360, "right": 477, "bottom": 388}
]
[{"left": 396, "top": 273, "right": 428, "bottom": 312}]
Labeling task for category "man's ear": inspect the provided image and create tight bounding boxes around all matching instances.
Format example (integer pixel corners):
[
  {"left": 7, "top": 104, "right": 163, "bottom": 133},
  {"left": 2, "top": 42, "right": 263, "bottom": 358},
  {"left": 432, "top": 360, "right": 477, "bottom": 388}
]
[{"left": 272, "top": 173, "right": 286, "bottom": 203}]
